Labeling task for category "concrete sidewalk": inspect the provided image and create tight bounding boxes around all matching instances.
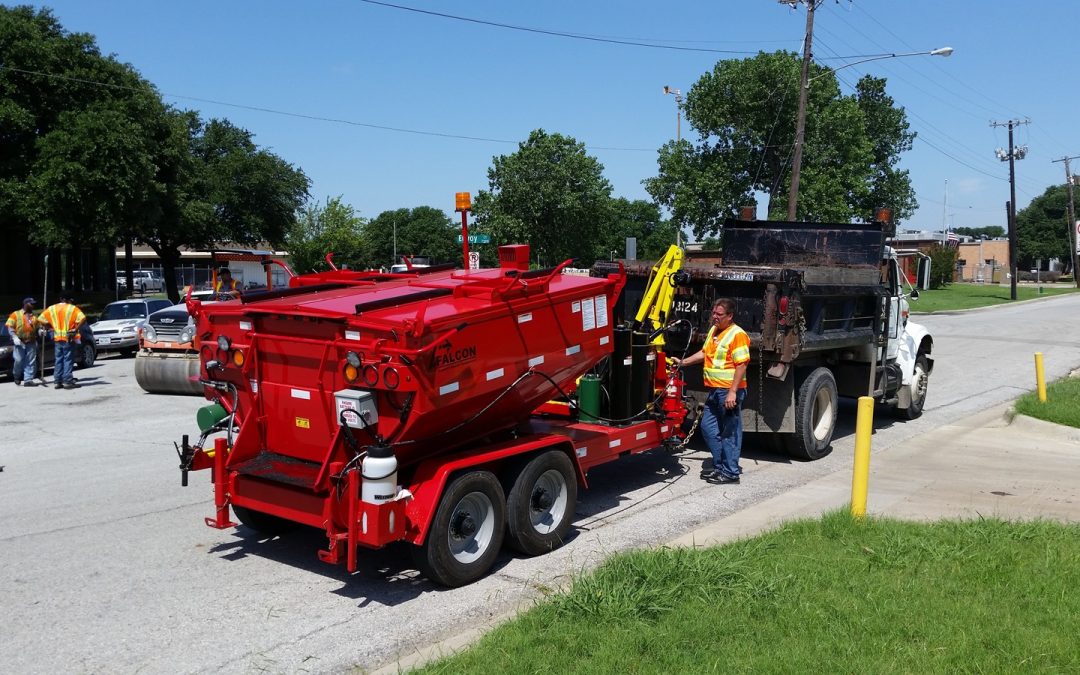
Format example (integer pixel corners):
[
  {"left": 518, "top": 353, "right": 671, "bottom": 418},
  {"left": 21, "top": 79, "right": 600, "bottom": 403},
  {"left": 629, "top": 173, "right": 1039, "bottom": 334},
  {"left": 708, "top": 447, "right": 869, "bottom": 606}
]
[{"left": 670, "top": 403, "right": 1080, "bottom": 549}]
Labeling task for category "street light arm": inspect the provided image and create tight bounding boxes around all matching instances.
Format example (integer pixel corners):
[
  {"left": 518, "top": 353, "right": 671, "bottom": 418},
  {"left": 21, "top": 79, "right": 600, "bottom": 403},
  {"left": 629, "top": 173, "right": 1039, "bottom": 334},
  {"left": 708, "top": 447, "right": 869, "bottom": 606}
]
[{"left": 806, "top": 47, "right": 953, "bottom": 85}]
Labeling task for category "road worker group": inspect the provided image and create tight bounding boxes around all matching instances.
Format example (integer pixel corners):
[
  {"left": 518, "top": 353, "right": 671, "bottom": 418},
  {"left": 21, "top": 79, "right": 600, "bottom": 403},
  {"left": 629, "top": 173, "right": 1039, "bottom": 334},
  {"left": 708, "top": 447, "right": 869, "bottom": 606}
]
[{"left": 6, "top": 290, "right": 86, "bottom": 389}]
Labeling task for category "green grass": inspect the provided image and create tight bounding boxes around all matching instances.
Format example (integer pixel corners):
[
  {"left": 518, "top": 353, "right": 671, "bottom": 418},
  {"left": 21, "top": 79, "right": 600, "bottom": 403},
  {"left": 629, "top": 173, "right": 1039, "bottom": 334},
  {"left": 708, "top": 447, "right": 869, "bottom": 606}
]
[
  {"left": 1014, "top": 374, "right": 1080, "bottom": 428},
  {"left": 910, "top": 282, "right": 1079, "bottom": 313},
  {"left": 417, "top": 512, "right": 1080, "bottom": 674}
]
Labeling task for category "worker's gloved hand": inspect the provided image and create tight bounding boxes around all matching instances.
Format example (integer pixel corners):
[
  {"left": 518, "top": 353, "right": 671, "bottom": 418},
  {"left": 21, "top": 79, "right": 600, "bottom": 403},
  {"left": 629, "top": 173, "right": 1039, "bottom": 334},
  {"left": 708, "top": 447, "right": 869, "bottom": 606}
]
[{"left": 11, "top": 335, "right": 22, "bottom": 346}]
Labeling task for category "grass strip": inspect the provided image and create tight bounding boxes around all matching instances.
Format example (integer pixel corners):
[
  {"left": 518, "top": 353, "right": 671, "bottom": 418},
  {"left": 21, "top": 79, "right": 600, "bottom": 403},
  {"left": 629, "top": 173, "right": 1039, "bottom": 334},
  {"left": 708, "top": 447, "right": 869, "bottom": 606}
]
[
  {"left": 1014, "top": 375, "right": 1080, "bottom": 428},
  {"left": 910, "top": 283, "right": 1079, "bottom": 313},
  {"left": 418, "top": 512, "right": 1080, "bottom": 674}
]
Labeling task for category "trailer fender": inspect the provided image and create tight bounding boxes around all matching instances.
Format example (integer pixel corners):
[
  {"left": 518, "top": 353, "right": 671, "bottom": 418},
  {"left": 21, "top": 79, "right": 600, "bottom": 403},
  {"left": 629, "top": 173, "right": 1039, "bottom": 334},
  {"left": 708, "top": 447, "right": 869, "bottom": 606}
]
[{"left": 404, "top": 434, "right": 580, "bottom": 546}]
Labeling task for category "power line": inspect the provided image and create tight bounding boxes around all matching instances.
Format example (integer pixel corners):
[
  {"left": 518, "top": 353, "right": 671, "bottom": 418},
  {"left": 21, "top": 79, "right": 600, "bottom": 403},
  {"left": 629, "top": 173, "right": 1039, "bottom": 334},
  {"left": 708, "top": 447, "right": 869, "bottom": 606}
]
[{"left": 354, "top": 0, "right": 761, "bottom": 55}]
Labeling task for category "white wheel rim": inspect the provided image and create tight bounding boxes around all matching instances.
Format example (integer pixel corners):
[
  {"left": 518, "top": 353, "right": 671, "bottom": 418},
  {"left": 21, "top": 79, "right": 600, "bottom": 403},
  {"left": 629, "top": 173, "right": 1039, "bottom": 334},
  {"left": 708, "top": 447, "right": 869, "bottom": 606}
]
[
  {"left": 912, "top": 364, "right": 928, "bottom": 404},
  {"left": 812, "top": 386, "right": 834, "bottom": 442},
  {"left": 529, "top": 469, "right": 568, "bottom": 535},
  {"left": 447, "top": 491, "right": 495, "bottom": 564}
]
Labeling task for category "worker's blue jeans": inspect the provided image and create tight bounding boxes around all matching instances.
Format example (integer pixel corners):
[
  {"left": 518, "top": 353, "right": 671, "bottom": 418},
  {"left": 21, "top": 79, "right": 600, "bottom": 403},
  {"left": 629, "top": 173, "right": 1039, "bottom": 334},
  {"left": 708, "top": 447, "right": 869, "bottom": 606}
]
[
  {"left": 701, "top": 387, "right": 746, "bottom": 478},
  {"left": 53, "top": 341, "right": 74, "bottom": 384},
  {"left": 13, "top": 340, "right": 38, "bottom": 382}
]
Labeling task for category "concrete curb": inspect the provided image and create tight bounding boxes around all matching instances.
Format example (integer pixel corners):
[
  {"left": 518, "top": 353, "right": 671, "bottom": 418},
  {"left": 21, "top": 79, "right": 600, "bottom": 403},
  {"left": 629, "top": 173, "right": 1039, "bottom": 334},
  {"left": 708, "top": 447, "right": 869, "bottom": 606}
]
[{"left": 1009, "top": 411, "right": 1080, "bottom": 444}]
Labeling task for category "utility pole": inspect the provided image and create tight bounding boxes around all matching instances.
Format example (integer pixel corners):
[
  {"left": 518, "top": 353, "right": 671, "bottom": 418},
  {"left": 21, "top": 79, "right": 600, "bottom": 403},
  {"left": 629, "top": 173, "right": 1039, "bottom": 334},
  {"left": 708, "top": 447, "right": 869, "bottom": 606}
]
[
  {"left": 784, "top": 0, "right": 821, "bottom": 221},
  {"left": 991, "top": 118, "right": 1029, "bottom": 300},
  {"left": 1051, "top": 155, "right": 1080, "bottom": 289}
]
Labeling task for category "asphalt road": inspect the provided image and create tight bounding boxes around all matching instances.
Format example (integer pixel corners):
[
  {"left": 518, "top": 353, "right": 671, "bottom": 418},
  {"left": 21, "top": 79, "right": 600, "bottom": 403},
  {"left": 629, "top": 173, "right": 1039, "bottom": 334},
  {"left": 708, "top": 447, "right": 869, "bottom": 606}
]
[{"left": 3, "top": 293, "right": 1080, "bottom": 674}]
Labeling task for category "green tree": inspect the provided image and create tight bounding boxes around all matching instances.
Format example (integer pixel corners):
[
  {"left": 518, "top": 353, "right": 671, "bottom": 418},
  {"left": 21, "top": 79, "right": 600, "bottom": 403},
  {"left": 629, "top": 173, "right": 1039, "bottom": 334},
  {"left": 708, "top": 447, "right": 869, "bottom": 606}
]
[
  {"left": 472, "top": 129, "right": 613, "bottom": 266},
  {"left": 363, "top": 206, "right": 459, "bottom": 268},
  {"left": 926, "top": 244, "right": 958, "bottom": 289},
  {"left": 287, "top": 196, "right": 367, "bottom": 274},
  {"left": 138, "top": 112, "right": 310, "bottom": 302},
  {"left": 645, "top": 52, "right": 916, "bottom": 238},
  {"left": 1016, "top": 185, "right": 1073, "bottom": 270},
  {"left": 1, "top": 5, "right": 165, "bottom": 288},
  {"left": 606, "top": 198, "right": 678, "bottom": 260},
  {"left": 955, "top": 225, "right": 1006, "bottom": 239}
]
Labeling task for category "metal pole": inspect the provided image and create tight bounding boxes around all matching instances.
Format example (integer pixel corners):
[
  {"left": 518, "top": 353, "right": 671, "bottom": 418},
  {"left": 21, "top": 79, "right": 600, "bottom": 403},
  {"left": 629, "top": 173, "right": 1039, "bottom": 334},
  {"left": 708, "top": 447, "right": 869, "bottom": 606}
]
[
  {"left": 460, "top": 210, "right": 470, "bottom": 269},
  {"left": 1008, "top": 123, "right": 1018, "bottom": 301},
  {"left": 787, "top": 0, "right": 817, "bottom": 221},
  {"left": 40, "top": 252, "right": 49, "bottom": 382},
  {"left": 1053, "top": 155, "right": 1080, "bottom": 288},
  {"left": 850, "top": 395, "right": 874, "bottom": 518}
]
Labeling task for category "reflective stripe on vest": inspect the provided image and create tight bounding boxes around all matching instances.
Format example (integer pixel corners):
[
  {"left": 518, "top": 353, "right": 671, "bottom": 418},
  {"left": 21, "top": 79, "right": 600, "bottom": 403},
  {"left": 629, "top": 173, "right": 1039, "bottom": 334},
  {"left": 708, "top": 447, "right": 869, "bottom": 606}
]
[
  {"left": 43, "top": 303, "right": 80, "bottom": 342},
  {"left": 7, "top": 310, "right": 35, "bottom": 341},
  {"left": 702, "top": 324, "right": 749, "bottom": 389}
]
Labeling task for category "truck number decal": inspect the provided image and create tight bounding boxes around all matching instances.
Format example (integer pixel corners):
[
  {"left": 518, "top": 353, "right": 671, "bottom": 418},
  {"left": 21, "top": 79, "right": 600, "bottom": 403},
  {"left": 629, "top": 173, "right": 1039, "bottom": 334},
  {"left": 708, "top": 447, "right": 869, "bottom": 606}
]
[
  {"left": 673, "top": 300, "right": 699, "bottom": 314},
  {"left": 717, "top": 270, "right": 754, "bottom": 281}
]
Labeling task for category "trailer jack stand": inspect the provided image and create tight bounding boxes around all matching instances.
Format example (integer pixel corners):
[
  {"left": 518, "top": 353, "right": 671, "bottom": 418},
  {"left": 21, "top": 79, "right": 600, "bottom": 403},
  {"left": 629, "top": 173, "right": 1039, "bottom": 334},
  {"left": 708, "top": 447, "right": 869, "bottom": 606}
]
[
  {"left": 205, "top": 437, "right": 236, "bottom": 529},
  {"left": 175, "top": 435, "right": 195, "bottom": 487}
]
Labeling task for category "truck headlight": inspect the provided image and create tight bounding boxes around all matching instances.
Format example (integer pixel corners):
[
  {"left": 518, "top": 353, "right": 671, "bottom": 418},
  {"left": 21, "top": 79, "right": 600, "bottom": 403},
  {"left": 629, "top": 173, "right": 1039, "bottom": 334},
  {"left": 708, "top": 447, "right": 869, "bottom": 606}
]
[
  {"left": 144, "top": 325, "right": 158, "bottom": 343},
  {"left": 179, "top": 325, "right": 195, "bottom": 344}
]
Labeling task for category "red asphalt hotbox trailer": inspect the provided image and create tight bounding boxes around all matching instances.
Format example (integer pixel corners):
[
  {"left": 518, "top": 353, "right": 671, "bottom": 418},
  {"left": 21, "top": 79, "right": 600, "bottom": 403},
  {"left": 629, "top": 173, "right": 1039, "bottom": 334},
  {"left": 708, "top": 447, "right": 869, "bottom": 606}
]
[{"left": 177, "top": 245, "right": 693, "bottom": 586}]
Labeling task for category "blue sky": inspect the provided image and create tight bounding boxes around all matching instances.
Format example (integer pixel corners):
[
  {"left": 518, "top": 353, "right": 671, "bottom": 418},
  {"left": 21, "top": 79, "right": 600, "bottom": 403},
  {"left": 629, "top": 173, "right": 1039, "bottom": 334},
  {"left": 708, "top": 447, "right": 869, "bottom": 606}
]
[{"left": 26, "top": 0, "right": 1079, "bottom": 237}]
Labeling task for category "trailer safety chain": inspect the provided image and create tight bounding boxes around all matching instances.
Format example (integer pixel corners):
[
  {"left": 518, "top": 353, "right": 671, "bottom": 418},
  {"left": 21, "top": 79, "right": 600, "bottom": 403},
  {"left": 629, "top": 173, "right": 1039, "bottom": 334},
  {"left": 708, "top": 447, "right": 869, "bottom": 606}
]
[{"left": 667, "top": 402, "right": 703, "bottom": 454}]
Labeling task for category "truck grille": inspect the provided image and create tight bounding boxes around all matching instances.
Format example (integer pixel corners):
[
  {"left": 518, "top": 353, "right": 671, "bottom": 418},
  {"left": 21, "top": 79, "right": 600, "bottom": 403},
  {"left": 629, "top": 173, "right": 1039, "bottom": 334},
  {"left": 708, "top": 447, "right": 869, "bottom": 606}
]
[{"left": 150, "top": 321, "right": 185, "bottom": 341}]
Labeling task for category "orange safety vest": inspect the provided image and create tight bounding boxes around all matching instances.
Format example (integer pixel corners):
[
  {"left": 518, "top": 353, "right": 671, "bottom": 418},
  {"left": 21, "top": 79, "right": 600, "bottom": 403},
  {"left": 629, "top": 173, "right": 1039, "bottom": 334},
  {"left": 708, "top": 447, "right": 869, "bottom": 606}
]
[
  {"left": 214, "top": 279, "right": 238, "bottom": 294},
  {"left": 5, "top": 310, "right": 37, "bottom": 341},
  {"left": 702, "top": 323, "right": 750, "bottom": 389},
  {"left": 39, "top": 303, "right": 86, "bottom": 342}
]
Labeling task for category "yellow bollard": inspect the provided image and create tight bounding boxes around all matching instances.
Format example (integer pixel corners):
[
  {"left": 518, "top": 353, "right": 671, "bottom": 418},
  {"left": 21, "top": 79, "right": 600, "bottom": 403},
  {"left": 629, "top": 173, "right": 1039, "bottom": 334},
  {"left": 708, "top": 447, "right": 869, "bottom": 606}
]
[
  {"left": 1035, "top": 352, "right": 1047, "bottom": 403},
  {"left": 850, "top": 396, "right": 875, "bottom": 519}
]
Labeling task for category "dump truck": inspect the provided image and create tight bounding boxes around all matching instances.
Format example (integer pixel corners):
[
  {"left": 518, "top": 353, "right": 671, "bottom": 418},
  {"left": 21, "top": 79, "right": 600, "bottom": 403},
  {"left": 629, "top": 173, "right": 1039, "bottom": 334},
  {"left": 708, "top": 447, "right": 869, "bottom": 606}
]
[
  {"left": 176, "top": 244, "right": 693, "bottom": 586},
  {"left": 595, "top": 208, "right": 934, "bottom": 460}
]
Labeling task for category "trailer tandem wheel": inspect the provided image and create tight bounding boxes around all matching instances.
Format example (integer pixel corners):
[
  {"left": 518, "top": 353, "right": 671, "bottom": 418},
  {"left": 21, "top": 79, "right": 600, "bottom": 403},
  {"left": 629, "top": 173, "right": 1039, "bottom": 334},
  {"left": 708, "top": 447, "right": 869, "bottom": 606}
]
[
  {"left": 786, "top": 367, "right": 837, "bottom": 460},
  {"left": 506, "top": 450, "right": 578, "bottom": 556},
  {"left": 413, "top": 470, "right": 506, "bottom": 587}
]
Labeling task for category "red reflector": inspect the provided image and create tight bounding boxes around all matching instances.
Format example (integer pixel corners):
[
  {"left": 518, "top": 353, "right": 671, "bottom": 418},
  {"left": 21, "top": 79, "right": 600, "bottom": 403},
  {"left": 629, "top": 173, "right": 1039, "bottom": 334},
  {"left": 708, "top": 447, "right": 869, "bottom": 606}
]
[{"left": 779, "top": 296, "right": 789, "bottom": 314}]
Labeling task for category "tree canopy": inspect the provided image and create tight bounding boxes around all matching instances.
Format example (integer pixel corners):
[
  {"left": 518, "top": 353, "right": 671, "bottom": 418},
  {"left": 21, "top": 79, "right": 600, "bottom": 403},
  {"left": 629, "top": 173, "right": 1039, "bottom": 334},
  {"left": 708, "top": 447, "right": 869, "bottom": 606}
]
[
  {"left": 287, "top": 196, "right": 367, "bottom": 274},
  {"left": 472, "top": 129, "right": 615, "bottom": 266},
  {"left": 1016, "top": 185, "right": 1075, "bottom": 270},
  {"left": 364, "top": 206, "right": 459, "bottom": 269},
  {"left": 644, "top": 51, "right": 917, "bottom": 239}
]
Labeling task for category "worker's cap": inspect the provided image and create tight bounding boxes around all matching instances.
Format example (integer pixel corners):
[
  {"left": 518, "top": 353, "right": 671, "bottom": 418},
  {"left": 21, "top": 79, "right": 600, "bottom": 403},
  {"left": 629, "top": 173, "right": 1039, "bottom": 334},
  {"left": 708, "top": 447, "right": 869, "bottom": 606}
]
[
  {"left": 58, "top": 289, "right": 75, "bottom": 301},
  {"left": 22, "top": 297, "right": 36, "bottom": 306},
  {"left": 217, "top": 267, "right": 232, "bottom": 275}
]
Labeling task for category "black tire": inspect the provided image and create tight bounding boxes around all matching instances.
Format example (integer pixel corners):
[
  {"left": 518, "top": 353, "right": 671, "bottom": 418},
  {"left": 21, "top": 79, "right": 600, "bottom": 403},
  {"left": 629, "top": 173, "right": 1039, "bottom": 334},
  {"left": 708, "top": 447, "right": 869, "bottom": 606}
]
[
  {"left": 786, "top": 367, "right": 837, "bottom": 460},
  {"left": 894, "top": 354, "right": 929, "bottom": 420},
  {"left": 232, "top": 505, "right": 298, "bottom": 535},
  {"left": 412, "top": 470, "right": 505, "bottom": 587},
  {"left": 78, "top": 343, "right": 96, "bottom": 369},
  {"left": 506, "top": 450, "right": 578, "bottom": 556}
]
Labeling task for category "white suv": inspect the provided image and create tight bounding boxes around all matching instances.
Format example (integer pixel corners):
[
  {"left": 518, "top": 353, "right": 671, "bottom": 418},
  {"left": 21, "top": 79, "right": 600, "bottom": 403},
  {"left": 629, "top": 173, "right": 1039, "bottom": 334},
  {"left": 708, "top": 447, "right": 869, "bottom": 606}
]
[{"left": 130, "top": 270, "right": 164, "bottom": 294}]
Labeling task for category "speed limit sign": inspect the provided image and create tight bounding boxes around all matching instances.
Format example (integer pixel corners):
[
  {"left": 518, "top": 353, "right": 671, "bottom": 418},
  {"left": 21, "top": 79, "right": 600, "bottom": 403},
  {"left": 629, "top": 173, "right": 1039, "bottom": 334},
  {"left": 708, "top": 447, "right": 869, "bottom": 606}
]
[{"left": 468, "top": 251, "right": 480, "bottom": 270}]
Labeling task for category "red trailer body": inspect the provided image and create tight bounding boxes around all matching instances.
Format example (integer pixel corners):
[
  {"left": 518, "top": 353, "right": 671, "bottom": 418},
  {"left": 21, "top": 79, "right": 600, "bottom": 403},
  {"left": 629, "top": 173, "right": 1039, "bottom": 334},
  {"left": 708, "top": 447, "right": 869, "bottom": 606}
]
[{"left": 178, "top": 245, "right": 690, "bottom": 586}]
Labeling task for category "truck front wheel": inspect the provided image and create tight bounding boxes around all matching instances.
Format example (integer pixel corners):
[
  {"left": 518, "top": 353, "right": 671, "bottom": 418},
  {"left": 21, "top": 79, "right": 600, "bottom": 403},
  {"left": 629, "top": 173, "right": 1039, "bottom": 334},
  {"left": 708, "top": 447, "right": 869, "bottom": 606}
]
[
  {"left": 232, "top": 505, "right": 298, "bottom": 535},
  {"left": 413, "top": 470, "right": 506, "bottom": 587},
  {"left": 895, "top": 354, "right": 929, "bottom": 420},
  {"left": 506, "top": 450, "right": 577, "bottom": 556},
  {"left": 786, "top": 367, "right": 837, "bottom": 460}
]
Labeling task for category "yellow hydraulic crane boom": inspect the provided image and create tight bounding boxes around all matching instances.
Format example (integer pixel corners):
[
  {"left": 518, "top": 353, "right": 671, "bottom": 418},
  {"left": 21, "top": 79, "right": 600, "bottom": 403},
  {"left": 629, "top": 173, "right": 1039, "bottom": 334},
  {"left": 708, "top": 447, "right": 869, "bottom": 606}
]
[{"left": 633, "top": 244, "right": 684, "bottom": 346}]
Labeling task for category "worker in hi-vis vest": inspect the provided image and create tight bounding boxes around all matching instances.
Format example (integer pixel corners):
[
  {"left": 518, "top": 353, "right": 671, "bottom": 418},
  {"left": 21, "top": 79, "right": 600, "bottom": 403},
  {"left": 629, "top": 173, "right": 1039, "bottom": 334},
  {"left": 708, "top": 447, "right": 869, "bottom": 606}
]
[
  {"left": 38, "top": 290, "right": 86, "bottom": 389},
  {"left": 671, "top": 297, "right": 750, "bottom": 484},
  {"left": 213, "top": 267, "right": 240, "bottom": 300}
]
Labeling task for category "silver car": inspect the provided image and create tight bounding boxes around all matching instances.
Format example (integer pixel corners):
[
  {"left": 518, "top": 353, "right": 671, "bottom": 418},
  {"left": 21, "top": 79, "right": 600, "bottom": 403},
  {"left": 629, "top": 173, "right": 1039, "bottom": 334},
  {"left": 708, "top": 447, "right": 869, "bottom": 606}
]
[{"left": 91, "top": 299, "right": 172, "bottom": 356}]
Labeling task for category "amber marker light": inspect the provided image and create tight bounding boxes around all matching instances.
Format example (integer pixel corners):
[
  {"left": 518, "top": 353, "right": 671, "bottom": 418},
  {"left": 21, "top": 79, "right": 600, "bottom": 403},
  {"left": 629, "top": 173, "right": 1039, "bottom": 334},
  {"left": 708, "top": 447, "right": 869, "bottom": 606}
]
[
  {"left": 455, "top": 191, "right": 471, "bottom": 212},
  {"left": 231, "top": 349, "right": 246, "bottom": 367}
]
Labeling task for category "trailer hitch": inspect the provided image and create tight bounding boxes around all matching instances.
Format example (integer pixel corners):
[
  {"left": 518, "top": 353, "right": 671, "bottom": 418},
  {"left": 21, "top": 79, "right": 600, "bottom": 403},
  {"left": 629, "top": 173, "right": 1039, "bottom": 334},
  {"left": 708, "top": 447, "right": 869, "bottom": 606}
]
[{"left": 175, "top": 434, "right": 196, "bottom": 487}]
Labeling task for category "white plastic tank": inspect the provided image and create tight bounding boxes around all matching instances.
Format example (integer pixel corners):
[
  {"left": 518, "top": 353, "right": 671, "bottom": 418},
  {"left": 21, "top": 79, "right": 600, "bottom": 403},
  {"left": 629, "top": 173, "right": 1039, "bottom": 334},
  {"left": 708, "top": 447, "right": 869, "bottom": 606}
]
[{"left": 361, "top": 444, "right": 398, "bottom": 505}]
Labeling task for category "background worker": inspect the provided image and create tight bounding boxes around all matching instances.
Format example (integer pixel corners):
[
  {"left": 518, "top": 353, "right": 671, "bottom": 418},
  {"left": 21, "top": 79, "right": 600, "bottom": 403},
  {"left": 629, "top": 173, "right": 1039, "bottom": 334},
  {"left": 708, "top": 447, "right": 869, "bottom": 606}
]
[
  {"left": 6, "top": 296, "right": 40, "bottom": 387},
  {"left": 38, "top": 290, "right": 86, "bottom": 390},
  {"left": 213, "top": 267, "right": 240, "bottom": 299},
  {"left": 671, "top": 298, "right": 751, "bottom": 484}
]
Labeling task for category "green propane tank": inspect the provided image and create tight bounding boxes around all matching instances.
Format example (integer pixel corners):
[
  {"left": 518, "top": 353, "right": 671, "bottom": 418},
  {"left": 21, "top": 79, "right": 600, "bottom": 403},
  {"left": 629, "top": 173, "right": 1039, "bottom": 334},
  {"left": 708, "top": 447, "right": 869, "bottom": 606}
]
[
  {"left": 578, "top": 374, "right": 602, "bottom": 423},
  {"left": 197, "top": 403, "right": 228, "bottom": 432}
]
